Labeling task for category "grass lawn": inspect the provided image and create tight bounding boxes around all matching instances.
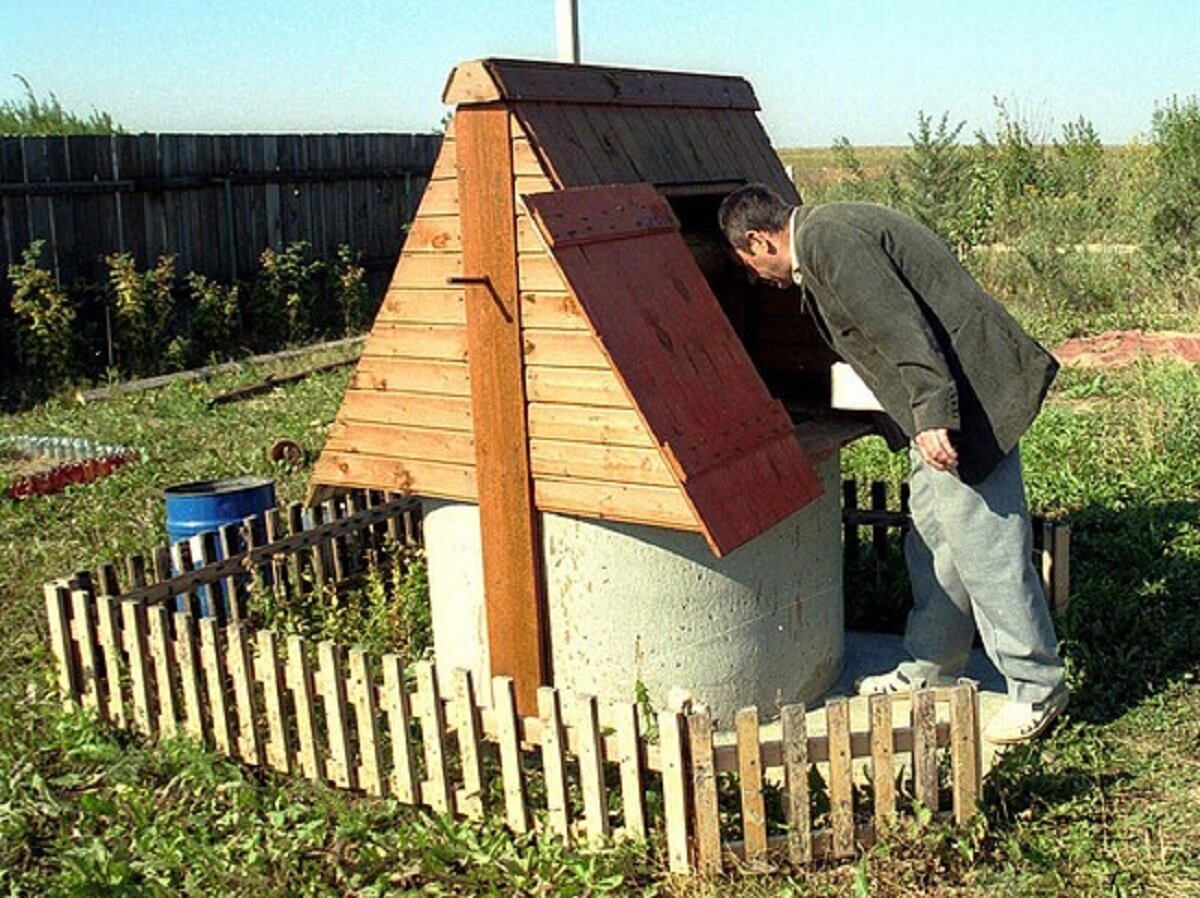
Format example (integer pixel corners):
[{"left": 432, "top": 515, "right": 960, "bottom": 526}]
[{"left": 2, "top": 312, "right": 1199, "bottom": 894}]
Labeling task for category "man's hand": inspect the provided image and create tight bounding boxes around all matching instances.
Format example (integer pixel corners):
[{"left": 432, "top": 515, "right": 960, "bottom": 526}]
[{"left": 915, "top": 428, "right": 959, "bottom": 472}]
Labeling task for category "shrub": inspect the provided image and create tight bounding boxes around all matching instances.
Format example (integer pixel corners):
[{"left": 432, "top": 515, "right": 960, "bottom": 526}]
[
  {"left": 106, "top": 251, "right": 177, "bottom": 376},
  {"left": 1147, "top": 95, "right": 1200, "bottom": 288},
  {"left": 7, "top": 240, "right": 75, "bottom": 382},
  {"left": 250, "top": 241, "right": 324, "bottom": 347},
  {"left": 0, "top": 74, "right": 121, "bottom": 136}
]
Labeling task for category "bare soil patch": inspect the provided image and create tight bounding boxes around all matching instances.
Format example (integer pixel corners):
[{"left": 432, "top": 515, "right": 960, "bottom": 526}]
[{"left": 1054, "top": 330, "right": 1200, "bottom": 368}]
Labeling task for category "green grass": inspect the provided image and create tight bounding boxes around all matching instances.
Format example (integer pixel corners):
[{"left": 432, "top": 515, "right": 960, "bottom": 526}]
[{"left": 2, "top": 301, "right": 1200, "bottom": 893}]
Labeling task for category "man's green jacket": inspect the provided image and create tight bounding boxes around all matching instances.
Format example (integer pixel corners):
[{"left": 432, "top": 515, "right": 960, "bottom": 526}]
[{"left": 791, "top": 202, "right": 1058, "bottom": 484}]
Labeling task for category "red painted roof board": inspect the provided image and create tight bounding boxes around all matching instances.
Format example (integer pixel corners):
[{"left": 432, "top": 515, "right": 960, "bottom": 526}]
[{"left": 524, "top": 183, "right": 824, "bottom": 556}]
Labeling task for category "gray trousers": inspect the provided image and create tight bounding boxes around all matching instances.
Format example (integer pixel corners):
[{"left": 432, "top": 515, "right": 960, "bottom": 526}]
[{"left": 899, "top": 445, "right": 1066, "bottom": 704}]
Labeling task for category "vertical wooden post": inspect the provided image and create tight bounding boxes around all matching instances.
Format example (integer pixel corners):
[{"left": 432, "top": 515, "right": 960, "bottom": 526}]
[
  {"left": 457, "top": 104, "right": 546, "bottom": 716},
  {"left": 735, "top": 705, "right": 767, "bottom": 866},
  {"left": 687, "top": 709, "right": 721, "bottom": 875},
  {"left": 826, "top": 697, "right": 855, "bottom": 859}
]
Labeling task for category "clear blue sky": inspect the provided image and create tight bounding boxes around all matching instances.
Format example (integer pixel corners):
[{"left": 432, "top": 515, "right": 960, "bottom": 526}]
[{"left": 2, "top": 1, "right": 1197, "bottom": 147}]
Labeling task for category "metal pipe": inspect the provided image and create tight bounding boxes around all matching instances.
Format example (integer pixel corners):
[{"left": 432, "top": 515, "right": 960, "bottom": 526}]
[{"left": 555, "top": 0, "right": 580, "bottom": 64}]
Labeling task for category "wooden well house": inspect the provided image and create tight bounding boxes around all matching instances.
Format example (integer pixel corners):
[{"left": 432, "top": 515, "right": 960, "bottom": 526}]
[{"left": 310, "top": 58, "right": 872, "bottom": 717}]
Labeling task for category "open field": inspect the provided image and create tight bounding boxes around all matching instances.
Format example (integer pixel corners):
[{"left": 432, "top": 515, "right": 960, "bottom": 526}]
[{"left": 1, "top": 301, "right": 1198, "bottom": 893}]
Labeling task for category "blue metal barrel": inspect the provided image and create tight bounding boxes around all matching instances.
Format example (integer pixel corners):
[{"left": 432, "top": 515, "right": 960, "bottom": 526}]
[{"left": 164, "top": 476, "right": 276, "bottom": 616}]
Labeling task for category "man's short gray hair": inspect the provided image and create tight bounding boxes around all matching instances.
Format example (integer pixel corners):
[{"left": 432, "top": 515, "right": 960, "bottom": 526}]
[{"left": 718, "top": 183, "right": 794, "bottom": 250}]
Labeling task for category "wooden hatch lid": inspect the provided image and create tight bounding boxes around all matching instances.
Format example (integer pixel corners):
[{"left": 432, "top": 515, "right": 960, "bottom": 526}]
[{"left": 524, "top": 183, "right": 824, "bottom": 556}]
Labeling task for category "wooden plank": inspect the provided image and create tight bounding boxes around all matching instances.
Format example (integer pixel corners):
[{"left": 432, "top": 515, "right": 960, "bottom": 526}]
[
  {"left": 458, "top": 105, "right": 545, "bottom": 717},
  {"left": 613, "top": 702, "right": 646, "bottom": 840},
  {"left": 688, "top": 709, "right": 721, "bottom": 875},
  {"left": 363, "top": 323, "right": 467, "bottom": 362},
  {"left": 527, "top": 402, "right": 654, "bottom": 448},
  {"left": 949, "top": 683, "right": 980, "bottom": 823},
  {"left": 45, "top": 583, "right": 78, "bottom": 706},
  {"left": 312, "top": 451, "right": 476, "bottom": 500},
  {"left": 870, "top": 692, "right": 897, "bottom": 832},
  {"left": 1052, "top": 523, "right": 1072, "bottom": 615},
  {"left": 529, "top": 439, "right": 675, "bottom": 486},
  {"left": 405, "top": 177, "right": 458, "bottom": 218},
  {"left": 227, "top": 623, "right": 263, "bottom": 766},
  {"left": 122, "top": 600, "right": 154, "bottom": 737},
  {"left": 349, "top": 648, "right": 386, "bottom": 796},
  {"left": 533, "top": 477, "right": 697, "bottom": 531},
  {"left": 199, "top": 618, "right": 232, "bottom": 755},
  {"left": 491, "top": 676, "right": 530, "bottom": 833},
  {"left": 378, "top": 288, "right": 466, "bottom": 325},
  {"left": 520, "top": 328, "right": 609, "bottom": 367},
  {"left": 913, "top": 688, "right": 939, "bottom": 813},
  {"left": 576, "top": 693, "right": 611, "bottom": 846},
  {"left": 286, "top": 635, "right": 323, "bottom": 781},
  {"left": 391, "top": 252, "right": 462, "bottom": 290},
  {"left": 351, "top": 356, "right": 470, "bottom": 396},
  {"left": 525, "top": 366, "right": 630, "bottom": 408},
  {"left": 658, "top": 710, "right": 691, "bottom": 874},
  {"left": 338, "top": 390, "right": 472, "bottom": 431},
  {"left": 452, "top": 668, "right": 486, "bottom": 819},
  {"left": 218, "top": 523, "right": 243, "bottom": 621},
  {"left": 95, "top": 596, "right": 127, "bottom": 728},
  {"left": 415, "top": 661, "right": 453, "bottom": 814},
  {"left": 827, "top": 696, "right": 855, "bottom": 859},
  {"left": 401, "top": 216, "right": 462, "bottom": 253},
  {"left": 70, "top": 590, "right": 100, "bottom": 712},
  {"left": 146, "top": 604, "right": 179, "bottom": 738},
  {"left": 318, "top": 641, "right": 354, "bottom": 788},
  {"left": 324, "top": 421, "right": 474, "bottom": 465},
  {"left": 256, "top": 629, "right": 290, "bottom": 773},
  {"left": 736, "top": 706, "right": 767, "bottom": 866},
  {"left": 517, "top": 252, "right": 570, "bottom": 293},
  {"left": 173, "top": 612, "right": 205, "bottom": 742},
  {"left": 781, "top": 703, "right": 812, "bottom": 866},
  {"left": 382, "top": 653, "right": 421, "bottom": 805},
  {"left": 444, "top": 58, "right": 760, "bottom": 109},
  {"left": 537, "top": 686, "right": 571, "bottom": 840},
  {"left": 518, "top": 291, "right": 589, "bottom": 330}
]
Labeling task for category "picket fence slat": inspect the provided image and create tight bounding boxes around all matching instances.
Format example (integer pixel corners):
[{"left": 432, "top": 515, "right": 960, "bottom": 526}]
[
  {"left": 200, "top": 618, "right": 232, "bottom": 753},
  {"left": 228, "top": 624, "right": 263, "bottom": 766},
  {"left": 122, "top": 600, "right": 154, "bottom": 736},
  {"left": 349, "top": 648, "right": 385, "bottom": 797},
  {"left": 45, "top": 584, "right": 76, "bottom": 706},
  {"left": 147, "top": 603, "right": 178, "bottom": 738},
  {"left": 454, "top": 668, "right": 485, "bottom": 820},
  {"left": 576, "top": 693, "right": 610, "bottom": 846},
  {"left": 287, "top": 634, "right": 322, "bottom": 780},
  {"left": 736, "top": 705, "right": 767, "bottom": 865},
  {"left": 492, "top": 676, "right": 530, "bottom": 834},
  {"left": 416, "top": 660, "right": 453, "bottom": 814},
  {"left": 382, "top": 653, "right": 420, "bottom": 804},
  {"left": 780, "top": 703, "right": 812, "bottom": 866},
  {"left": 913, "top": 688, "right": 939, "bottom": 813},
  {"left": 658, "top": 710, "right": 691, "bottom": 875},
  {"left": 96, "top": 595, "right": 127, "bottom": 729},
  {"left": 174, "top": 612, "right": 205, "bottom": 742},
  {"left": 688, "top": 709, "right": 721, "bottom": 875},
  {"left": 538, "top": 685, "right": 571, "bottom": 840},
  {"left": 869, "top": 692, "right": 896, "bottom": 831},
  {"left": 256, "top": 629, "right": 291, "bottom": 773},
  {"left": 950, "top": 681, "right": 980, "bottom": 822},
  {"left": 70, "top": 589, "right": 100, "bottom": 712},
  {"left": 614, "top": 702, "right": 647, "bottom": 840},
  {"left": 826, "top": 696, "right": 855, "bottom": 859}
]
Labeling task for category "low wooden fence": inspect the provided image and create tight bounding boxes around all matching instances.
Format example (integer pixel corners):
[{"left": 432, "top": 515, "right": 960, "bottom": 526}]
[
  {"left": 43, "top": 486, "right": 983, "bottom": 875},
  {"left": 842, "top": 478, "right": 1072, "bottom": 614}
]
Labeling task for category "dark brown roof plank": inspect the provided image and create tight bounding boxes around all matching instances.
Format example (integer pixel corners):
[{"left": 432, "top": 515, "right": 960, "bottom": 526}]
[{"left": 445, "top": 58, "right": 760, "bottom": 109}]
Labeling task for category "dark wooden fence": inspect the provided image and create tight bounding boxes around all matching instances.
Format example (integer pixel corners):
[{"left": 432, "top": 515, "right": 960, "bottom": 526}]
[{"left": 0, "top": 132, "right": 442, "bottom": 294}]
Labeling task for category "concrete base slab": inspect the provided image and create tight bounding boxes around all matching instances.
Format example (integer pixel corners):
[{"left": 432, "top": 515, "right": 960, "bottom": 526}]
[{"left": 715, "top": 630, "right": 1012, "bottom": 777}]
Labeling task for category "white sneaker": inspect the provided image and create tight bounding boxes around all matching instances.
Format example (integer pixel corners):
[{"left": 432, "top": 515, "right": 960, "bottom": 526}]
[
  {"left": 855, "top": 667, "right": 956, "bottom": 696},
  {"left": 984, "top": 691, "right": 1069, "bottom": 744}
]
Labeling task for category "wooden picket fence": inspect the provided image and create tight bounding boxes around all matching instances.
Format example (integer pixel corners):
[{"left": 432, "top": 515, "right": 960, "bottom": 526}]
[
  {"left": 842, "top": 478, "right": 1072, "bottom": 614},
  {"left": 42, "top": 485, "right": 984, "bottom": 875}
]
